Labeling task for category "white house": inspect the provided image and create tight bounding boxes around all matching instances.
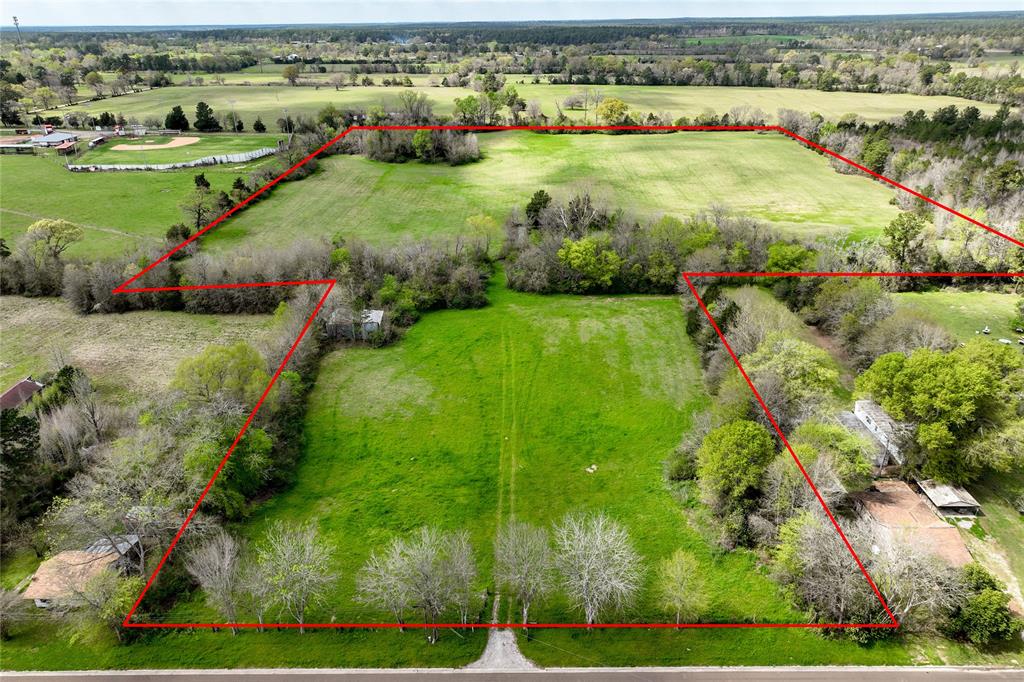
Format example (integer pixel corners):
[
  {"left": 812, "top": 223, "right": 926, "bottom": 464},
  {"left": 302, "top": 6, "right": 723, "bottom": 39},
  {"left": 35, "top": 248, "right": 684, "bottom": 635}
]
[{"left": 853, "top": 400, "right": 912, "bottom": 467}]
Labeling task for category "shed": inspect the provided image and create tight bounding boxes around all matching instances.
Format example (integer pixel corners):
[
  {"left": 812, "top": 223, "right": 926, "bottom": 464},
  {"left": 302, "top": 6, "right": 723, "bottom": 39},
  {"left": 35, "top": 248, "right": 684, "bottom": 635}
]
[
  {"left": 30, "top": 131, "right": 78, "bottom": 147},
  {"left": 327, "top": 308, "right": 384, "bottom": 341},
  {"left": 853, "top": 400, "right": 912, "bottom": 466},
  {"left": 852, "top": 480, "right": 972, "bottom": 567},
  {"left": 836, "top": 410, "right": 889, "bottom": 470},
  {"left": 918, "top": 479, "right": 981, "bottom": 516},
  {"left": 0, "top": 377, "right": 44, "bottom": 410},
  {"left": 21, "top": 551, "right": 119, "bottom": 608},
  {"left": 55, "top": 139, "right": 78, "bottom": 155}
]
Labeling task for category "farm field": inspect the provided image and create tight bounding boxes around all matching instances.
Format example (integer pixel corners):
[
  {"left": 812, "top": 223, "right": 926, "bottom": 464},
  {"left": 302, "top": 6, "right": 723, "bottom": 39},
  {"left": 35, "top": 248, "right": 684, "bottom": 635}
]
[
  {"left": 76, "top": 132, "right": 286, "bottom": 165},
  {"left": 210, "top": 130, "right": 902, "bottom": 250},
  {"left": 893, "top": 290, "right": 1023, "bottom": 341},
  {"left": 0, "top": 295, "right": 273, "bottom": 399},
  {"left": 0, "top": 154, "right": 265, "bottom": 258},
  {"left": 44, "top": 83, "right": 1007, "bottom": 127}
]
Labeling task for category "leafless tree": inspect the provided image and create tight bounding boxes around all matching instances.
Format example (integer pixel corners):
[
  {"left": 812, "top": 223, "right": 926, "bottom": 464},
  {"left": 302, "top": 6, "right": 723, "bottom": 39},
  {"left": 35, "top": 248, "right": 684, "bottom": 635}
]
[
  {"left": 239, "top": 560, "right": 276, "bottom": 632},
  {"left": 553, "top": 513, "right": 643, "bottom": 625},
  {"left": 257, "top": 521, "right": 335, "bottom": 634},
  {"left": 404, "top": 527, "right": 458, "bottom": 643},
  {"left": 185, "top": 529, "right": 242, "bottom": 634},
  {"left": 494, "top": 519, "right": 553, "bottom": 624},
  {"left": 0, "top": 588, "right": 28, "bottom": 640},
  {"left": 356, "top": 536, "right": 414, "bottom": 629},
  {"left": 447, "top": 530, "right": 478, "bottom": 625}
]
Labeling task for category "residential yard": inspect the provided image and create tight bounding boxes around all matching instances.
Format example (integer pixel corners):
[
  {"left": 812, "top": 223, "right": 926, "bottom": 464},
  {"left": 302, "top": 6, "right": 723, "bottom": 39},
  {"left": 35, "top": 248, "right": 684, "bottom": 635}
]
[
  {"left": 0, "top": 296, "right": 273, "bottom": 399},
  {"left": 76, "top": 132, "right": 286, "bottom": 165},
  {"left": 893, "top": 289, "right": 1023, "bottom": 342},
  {"left": 43, "top": 83, "right": 1006, "bottom": 125},
  {"left": 210, "top": 130, "right": 902, "bottom": 250}
]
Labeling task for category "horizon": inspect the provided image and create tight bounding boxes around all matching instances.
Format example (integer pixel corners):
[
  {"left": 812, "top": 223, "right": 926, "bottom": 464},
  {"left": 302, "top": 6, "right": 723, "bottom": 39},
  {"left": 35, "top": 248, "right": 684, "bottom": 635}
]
[{"left": 3, "top": 3, "right": 1022, "bottom": 30}]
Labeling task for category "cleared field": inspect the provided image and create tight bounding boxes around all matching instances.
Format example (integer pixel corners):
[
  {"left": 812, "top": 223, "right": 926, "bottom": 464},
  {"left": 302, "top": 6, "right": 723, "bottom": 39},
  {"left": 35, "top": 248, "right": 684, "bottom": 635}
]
[
  {"left": 0, "top": 295, "right": 272, "bottom": 398},
  {"left": 47, "top": 83, "right": 1007, "bottom": 126},
  {"left": 209, "top": 130, "right": 902, "bottom": 250},
  {"left": 159, "top": 276, "right": 908, "bottom": 665},
  {"left": 0, "top": 154, "right": 264, "bottom": 259},
  {"left": 77, "top": 132, "right": 285, "bottom": 165},
  {"left": 893, "top": 290, "right": 1022, "bottom": 341}
]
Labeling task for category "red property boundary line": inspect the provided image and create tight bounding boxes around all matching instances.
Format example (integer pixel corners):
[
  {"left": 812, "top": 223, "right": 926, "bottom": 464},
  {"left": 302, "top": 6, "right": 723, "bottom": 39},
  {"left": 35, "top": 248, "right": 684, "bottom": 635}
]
[{"left": 116, "top": 125, "right": 1023, "bottom": 631}]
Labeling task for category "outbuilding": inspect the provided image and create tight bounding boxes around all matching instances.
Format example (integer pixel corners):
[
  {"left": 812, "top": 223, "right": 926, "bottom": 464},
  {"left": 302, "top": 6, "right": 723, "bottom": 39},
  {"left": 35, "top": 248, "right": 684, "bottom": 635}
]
[
  {"left": 853, "top": 399, "right": 912, "bottom": 467},
  {"left": 22, "top": 551, "right": 120, "bottom": 609},
  {"left": 30, "top": 131, "right": 78, "bottom": 148},
  {"left": 918, "top": 479, "right": 981, "bottom": 516}
]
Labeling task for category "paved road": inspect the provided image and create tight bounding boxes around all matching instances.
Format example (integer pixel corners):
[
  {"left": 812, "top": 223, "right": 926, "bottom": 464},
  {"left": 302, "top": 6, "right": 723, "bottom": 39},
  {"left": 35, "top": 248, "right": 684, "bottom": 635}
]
[{"left": 5, "top": 668, "right": 1022, "bottom": 681}]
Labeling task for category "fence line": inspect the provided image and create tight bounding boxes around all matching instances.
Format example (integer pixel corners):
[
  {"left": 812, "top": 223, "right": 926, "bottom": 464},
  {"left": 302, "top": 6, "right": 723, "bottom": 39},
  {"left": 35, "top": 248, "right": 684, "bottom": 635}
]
[{"left": 67, "top": 146, "right": 278, "bottom": 172}]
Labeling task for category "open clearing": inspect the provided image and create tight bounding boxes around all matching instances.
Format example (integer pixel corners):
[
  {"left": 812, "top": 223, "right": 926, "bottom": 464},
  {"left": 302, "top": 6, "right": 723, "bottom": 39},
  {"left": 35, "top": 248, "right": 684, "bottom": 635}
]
[
  {"left": 893, "top": 290, "right": 1022, "bottom": 341},
  {"left": 210, "top": 130, "right": 902, "bottom": 250},
  {"left": 47, "top": 83, "right": 1006, "bottom": 126},
  {"left": 78, "top": 132, "right": 285, "bottom": 165},
  {"left": 0, "top": 296, "right": 272, "bottom": 399}
]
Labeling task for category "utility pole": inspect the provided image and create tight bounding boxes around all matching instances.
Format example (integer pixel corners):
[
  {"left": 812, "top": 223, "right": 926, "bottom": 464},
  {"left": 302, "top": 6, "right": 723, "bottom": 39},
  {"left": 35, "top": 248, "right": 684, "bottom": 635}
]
[{"left": 12, "top": 16, "right": 23, "bottom": 46}]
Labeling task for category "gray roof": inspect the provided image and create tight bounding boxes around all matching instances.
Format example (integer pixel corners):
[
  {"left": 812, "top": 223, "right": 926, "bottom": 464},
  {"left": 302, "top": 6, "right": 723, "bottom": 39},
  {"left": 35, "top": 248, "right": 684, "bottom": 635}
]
[
  {"left": 32, "top": 132, "right": 77, "bottom": 143},
  {"left": 84, "top": 535, "right": 140, "bottom": 556},
  {"left": 836, "top": 411, "right": 889, "bottom": 467},
  {"left": 918, "top": 480, "right": 980, "bottom": 510},
  {"left": 855, "top": 400, "right": 910, "bottom": 438},
  {"left": 361, "top": 309, "right": 384, "bottom": 325}
]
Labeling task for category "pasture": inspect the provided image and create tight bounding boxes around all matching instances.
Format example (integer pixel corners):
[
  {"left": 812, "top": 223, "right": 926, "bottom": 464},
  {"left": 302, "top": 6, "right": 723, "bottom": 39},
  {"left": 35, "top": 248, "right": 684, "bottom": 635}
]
[
  {"left": 0, "top": 296, "right": 273, "bottom": 399},
  {"left": 46, "top": 83, "right": 1007, "bottom": 127},
  {"left": 0, "top": 153, "right": 263, "bottom": 258},
  {"left": 209, "top": 130, "right": 902, "bottom": 250},
  {"left": 76, "top": 132, "right": 285, "bottom": 165},
  {"left": 893, "top": 289, "right": 1023, "bottom": 341}
]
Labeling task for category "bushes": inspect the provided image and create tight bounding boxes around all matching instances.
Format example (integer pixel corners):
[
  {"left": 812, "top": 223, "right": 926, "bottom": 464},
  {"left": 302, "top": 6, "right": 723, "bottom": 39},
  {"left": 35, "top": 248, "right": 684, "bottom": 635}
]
[{"left": 944, "top": 563, "right": 1023, "bottom": 645}]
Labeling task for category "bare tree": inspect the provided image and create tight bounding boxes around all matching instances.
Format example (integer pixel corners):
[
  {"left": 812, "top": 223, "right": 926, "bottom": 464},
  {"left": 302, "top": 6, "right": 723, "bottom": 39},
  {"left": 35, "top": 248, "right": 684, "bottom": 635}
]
[
  {"left": 447, "top": 530, "right": 478, "bottom": 625},
  {"left": 257, "top": 521, "right": 335, "bottom": 634},
  {"left": 494, "top": 519, "right": 553, "bottom": 624},
  {"left": 554, "top": 513, "right": 643, "bottom": 625},
  {"left": 239, "top": 560, "right": 276, "bottom": 632},
  {"left": 404, "top": 527, "right": 457, "bottom": 643},
  {"left": 356, "top": 536, "right": 414, "bottom": 629},
  {"left": 185, "top": 529, "right": 242, "bottom": 634}
]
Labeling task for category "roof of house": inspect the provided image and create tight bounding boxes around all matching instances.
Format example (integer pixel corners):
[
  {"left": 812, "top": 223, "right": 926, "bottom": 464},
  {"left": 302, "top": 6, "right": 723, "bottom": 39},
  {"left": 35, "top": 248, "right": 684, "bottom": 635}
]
[
  {"left": 836, "top": 411, "right": 888, "bottom": 467},
  {"left": 855, "top": 399, "right": 908, "bottom": 432},
  {"left": 918, "top": 479, "right": 981, "bottom": 510},
  {"left": 55, "top": 139, "right": 77, "bottom": 150},
  {"left": 0, "top": 378, "right": 44, "bottom": 410},
  {"left": 31, "top": 132, "right": 77, "bottom": 144},
  {"left": 21, "top": 551, "right": 119, "bottom": 601},
  {"left": 853, "top": 480, "right": 972, "bottom": 567}
]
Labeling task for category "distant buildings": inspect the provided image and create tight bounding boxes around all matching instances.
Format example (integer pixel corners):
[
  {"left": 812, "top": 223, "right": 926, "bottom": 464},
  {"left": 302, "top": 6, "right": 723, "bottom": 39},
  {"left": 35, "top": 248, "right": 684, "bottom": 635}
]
[{"left": 30, "top": 131, "right": 78, "bottom": 148}]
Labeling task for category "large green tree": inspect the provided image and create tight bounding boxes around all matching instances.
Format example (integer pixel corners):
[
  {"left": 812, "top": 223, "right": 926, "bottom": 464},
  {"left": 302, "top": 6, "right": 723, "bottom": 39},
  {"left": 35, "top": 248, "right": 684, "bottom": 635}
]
[{"left": 697, "top": 420, "right": 776, "bottom": 508}]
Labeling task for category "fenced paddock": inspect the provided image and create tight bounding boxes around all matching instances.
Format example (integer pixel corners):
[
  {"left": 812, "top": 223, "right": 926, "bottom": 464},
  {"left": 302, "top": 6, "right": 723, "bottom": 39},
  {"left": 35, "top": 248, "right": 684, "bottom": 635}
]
[{"left": 67, "top": 145, "right": 277, "bottom": 172}]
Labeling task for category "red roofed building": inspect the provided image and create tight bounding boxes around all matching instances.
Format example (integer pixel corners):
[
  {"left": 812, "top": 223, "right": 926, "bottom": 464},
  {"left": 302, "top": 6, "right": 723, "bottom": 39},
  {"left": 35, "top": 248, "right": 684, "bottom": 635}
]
[{"left": 0, "top": 377, "right": 44, "bottom": 410}]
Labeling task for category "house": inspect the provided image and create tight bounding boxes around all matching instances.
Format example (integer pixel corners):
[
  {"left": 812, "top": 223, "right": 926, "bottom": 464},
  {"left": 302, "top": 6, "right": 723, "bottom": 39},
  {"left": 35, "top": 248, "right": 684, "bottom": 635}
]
[
  {"left": 22, "top": 551, "right": 120, "bottom": 608},
  {"left": 327, "top": 308, "right": 385, "bottom": 341},
  {"left": 55, "top": 139, "right": 78, "bottom": 155},
  {"left": 21, "top": 535, "right": 139, "bottom": 609},
  {"left": 853, "top": 400, "right": 912, "bottom": 466},
  {"left": 852, "top": 480, "right": 973, "bottom": 567},
  {"left": 0, "top": 377, "right": 44, "bottom": 410},
  {"left": 918, "top": 479, "right": 981, "bottom": 516},
  {"left": 30, "top": 131, "right": 78, "bottom": 147},
  {"left": 835, "top": 410, "right": 890, "bottom": 470}
]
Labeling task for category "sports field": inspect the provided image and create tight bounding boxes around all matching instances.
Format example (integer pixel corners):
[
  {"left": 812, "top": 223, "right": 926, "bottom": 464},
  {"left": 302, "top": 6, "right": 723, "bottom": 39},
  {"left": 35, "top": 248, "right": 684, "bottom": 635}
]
[
  {"left": 0, "top": 154, "right": 263, "bottom": 258},
  {"left": 44, "top": 83, "right": 1006, "bottom": 126},
  {"left": 76, "top": 132, "right": 285, "bottom": 165},
  {"left": 210, "top": 130, "right": 903, "bottom": 250}
]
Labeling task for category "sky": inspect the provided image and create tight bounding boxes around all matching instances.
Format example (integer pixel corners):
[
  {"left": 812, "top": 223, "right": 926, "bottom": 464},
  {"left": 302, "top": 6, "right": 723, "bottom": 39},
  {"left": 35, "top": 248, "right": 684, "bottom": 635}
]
[{"left": 3, "top": 1, "right": 1021, "bottom": 28}]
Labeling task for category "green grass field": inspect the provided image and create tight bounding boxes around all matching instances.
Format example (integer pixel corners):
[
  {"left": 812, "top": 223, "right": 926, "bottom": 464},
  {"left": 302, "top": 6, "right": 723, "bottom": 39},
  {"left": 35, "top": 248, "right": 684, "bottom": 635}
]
[
  {"left": 0, "top": 296, "right": 273, "bottom": 399},
  {"left": 893, "top": 290, "right": 1023, "bottom": 341},
  {"left": 209, "top": 130, "right": 902, "bottom": 250},
  {"left": 47, "top": 83, "right": 1007, "bottom": 127},
  {"left": 0, "top": 153, "right": 265, "bottom": 259},
  {"left": 76, "top": 133, "right": 286, "bottom": 165}
]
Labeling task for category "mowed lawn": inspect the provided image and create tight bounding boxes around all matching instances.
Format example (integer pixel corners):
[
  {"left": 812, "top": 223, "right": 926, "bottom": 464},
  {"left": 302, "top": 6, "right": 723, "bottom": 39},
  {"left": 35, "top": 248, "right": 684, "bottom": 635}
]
[
  {"left": 0, "top": 296, "right": 272, "bottom": 399},
  {"left": 45, "top": 82, "right": 1006, "bottom": 126},
  {"left": 894, "top": 290, "right": 1023, "bottom": 341},
  {"left": 76, "top": 133, "right": 286, "bottom": 165},
  {"left": 0, "top": 154, "right": 264, "bottom": 259},
  {"left": 210, "top": 131, "right": 902, "bottom": 250}
]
